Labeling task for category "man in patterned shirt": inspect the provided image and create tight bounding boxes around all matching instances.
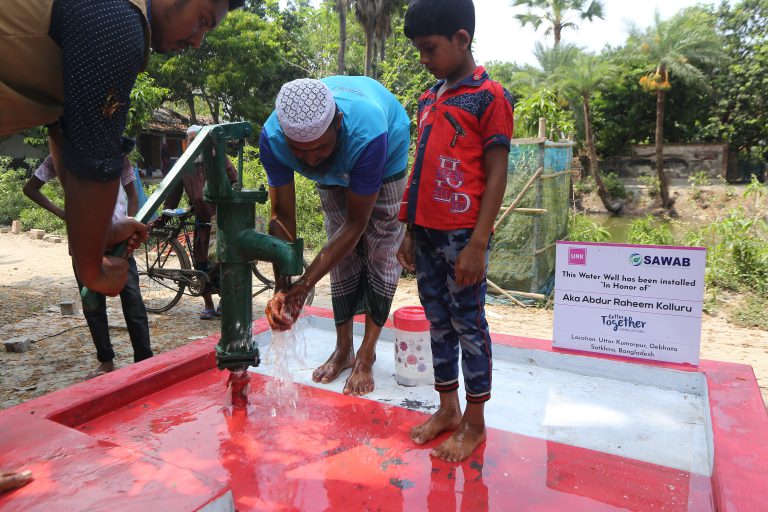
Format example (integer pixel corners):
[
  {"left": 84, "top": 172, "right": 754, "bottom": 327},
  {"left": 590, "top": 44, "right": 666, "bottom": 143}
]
[{"left": 0, "top": 0, "right": 244, "bottom": 297}]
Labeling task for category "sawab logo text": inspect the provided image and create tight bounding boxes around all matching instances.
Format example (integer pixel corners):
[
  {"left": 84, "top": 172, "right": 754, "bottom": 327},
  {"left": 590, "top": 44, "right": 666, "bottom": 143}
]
[{"left": 629, "top": 253, "right": 691, "bottom": 267}]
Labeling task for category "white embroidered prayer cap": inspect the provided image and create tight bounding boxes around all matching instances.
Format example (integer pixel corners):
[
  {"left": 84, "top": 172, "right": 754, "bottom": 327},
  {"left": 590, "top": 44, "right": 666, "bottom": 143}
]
[
  {"left": 187, "top": 125, "right": 202, "bottom": 135},
  {"left": 275, "top": 79, "right": 336, "bottom": 143}
]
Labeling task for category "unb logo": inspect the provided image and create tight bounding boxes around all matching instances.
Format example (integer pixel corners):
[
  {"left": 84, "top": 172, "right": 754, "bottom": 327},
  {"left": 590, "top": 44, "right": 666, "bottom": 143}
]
[{"left": 629, "top": 253, "right": 643, "bottom": 266}]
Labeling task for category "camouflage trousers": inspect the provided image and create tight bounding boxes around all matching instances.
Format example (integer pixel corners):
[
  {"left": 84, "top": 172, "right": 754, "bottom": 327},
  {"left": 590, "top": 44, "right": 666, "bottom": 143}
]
[{"left": 414, "top": 226, "right": 493, "bottom": 403}]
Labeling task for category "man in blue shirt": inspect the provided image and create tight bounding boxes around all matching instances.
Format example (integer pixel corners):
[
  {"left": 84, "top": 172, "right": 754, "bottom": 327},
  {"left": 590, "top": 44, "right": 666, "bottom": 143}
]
[{"left": 262, "top": 77, "right": 410, "bottom": 396}]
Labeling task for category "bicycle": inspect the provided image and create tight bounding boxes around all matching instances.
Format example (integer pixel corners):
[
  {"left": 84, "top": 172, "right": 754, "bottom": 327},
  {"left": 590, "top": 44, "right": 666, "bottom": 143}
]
[{"left": 135, "top": 207, "right": 314, "bottom": 314}]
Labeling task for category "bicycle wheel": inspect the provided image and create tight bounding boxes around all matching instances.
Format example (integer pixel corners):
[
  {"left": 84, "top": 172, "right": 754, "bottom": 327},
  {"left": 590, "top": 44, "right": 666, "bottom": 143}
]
[
  {"left": 252, "top": 259, "right": 315, "bottom": 306},
  {"left": 135, "top": 232, "right": 192, "bottom": 313}
]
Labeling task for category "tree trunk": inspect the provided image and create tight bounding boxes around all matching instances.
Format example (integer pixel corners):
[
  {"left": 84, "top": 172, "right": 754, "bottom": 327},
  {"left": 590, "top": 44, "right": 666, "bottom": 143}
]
[
  {"left": 364, "top": 34, "right": 374, "bottom": 77},
  {"left": 338, "top": 8, "right": 347, "bottom": 75},
  {"left": 584, "top": 95, "right": 622, "bottom": 214},
  {"left": 554, "top": 24, "right": 561, "bottom": 47},
  {"left": 205, "top": 97, "right": 220, "bottom": 124},
  {"left": 656, "top": 86, "right": 671, "bottom": 209},
  {"left": 379, "top": 37, "right": 386, "bottom": 63},
  {"left": 186, "top": 93, "right": 197, "bottom": 125}
]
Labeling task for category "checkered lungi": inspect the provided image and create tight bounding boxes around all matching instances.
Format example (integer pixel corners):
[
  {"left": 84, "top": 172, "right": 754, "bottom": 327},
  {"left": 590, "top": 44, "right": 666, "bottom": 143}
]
[{"left": 317, "top": 173, "right": 407, "bottom": 327}]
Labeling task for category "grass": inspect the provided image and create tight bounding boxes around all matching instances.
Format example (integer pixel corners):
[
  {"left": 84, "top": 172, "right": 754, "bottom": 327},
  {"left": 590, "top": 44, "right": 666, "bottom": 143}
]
[{"left": 729, "top": 294, "right": 768, "bottom": 331}]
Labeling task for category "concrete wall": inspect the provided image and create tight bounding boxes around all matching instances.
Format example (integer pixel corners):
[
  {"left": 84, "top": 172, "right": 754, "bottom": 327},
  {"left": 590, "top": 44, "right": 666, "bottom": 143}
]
[{"left": 601, "top": 143, "right": 728, "bottom": 181}]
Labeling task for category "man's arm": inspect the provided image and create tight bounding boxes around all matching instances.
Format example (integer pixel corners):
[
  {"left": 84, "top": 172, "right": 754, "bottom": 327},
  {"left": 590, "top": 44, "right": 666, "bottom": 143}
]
[
  {"left": 125, "top": 180, "right": 139, "bottom": 217},
  {"left": 285, "top": 189, "right": 377, "bottom": 306},
  {"left": 268, "top": 182, "right": 298, "bottom": 293},
  {"left": 47, "top": 0, "right": 147, "bottom": 295},
  {"left": 23, "top": 176, "right": 66, "bottom": 220},
  {"left": 454, "top": 145, "right": 509, "bottom": 287}
]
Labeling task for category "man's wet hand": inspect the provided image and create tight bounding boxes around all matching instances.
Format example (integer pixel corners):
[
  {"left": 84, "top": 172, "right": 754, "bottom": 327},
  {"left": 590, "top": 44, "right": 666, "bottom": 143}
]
[
  {"left": 265, "top": 280, "right": 309, "bottom": 331},
  {"left": 265, "top": 293, "right": 297, "bottom": 331}
]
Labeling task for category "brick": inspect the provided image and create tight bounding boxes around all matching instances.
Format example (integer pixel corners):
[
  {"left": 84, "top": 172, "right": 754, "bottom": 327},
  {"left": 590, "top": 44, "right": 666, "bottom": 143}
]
[
  {"left": 0, "top": 227, "right": 9, "bottom": 234},
  {"left": 4, "top": 337, "right": 32, "bottom": 353}
]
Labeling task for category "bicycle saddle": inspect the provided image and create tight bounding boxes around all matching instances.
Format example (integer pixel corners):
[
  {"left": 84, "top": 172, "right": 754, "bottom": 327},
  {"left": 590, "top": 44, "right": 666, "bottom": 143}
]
[{"left": 162, "top": 208, "right": 192, "bottom": 218}]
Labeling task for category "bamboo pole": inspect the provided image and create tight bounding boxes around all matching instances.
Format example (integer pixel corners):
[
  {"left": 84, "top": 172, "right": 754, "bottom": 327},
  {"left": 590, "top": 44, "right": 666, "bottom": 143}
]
[
  {"left": 494, "top": 166, "right": 544, "bottom": 230},
  {"left": 486, "top": 279, "right": 528, "bottom": 307},
  {"left": 534, "top": 242, "right": 556, "bottom": 255},
  {"left": 540, "top": 170, "right": 573, "bottom": 180},
  {"left": 513, "top": 208, "right": 547, "bottom": 214}
]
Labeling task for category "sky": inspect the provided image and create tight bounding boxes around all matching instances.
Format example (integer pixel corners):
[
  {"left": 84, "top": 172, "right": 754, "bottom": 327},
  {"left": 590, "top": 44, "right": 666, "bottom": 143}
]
[
  {"left": 279, "top": 0, "right": 734, "bottom": 67},
  {"left": 473, "top": 0, "right": 734, "bottom": 66}
]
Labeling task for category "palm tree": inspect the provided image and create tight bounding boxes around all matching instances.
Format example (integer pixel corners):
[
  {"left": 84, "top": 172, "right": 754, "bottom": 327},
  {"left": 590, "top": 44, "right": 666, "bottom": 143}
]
[
  {"left": 513, "top": 0, "right": 604, "bottom": 47},
  {"left": 334, "top": 0, "right": 351, "bottom": 75},
  {"left": 634, "top": 9, "right": 723, "bottom": 210},
  {"left": 374, "top": 0, "right": 405, "bottom": 65},
  {"left": 352, "top": 0, "right": 405, "bottom": 78},
  {"left": 353, "top": 0, "right": 383, "bottom": 77},
  {"left": 557, "top": 52, "right": 622, "bottom": 213},
  {"left": 533, "top": 41, "right": 579, "bottom": 82}
]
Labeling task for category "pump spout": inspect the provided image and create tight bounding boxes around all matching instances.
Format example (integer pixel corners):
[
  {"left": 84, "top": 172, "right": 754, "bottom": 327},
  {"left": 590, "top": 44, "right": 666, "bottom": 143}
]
[{"left": 235, "top": 230, "right": 304, "bottom": 277}]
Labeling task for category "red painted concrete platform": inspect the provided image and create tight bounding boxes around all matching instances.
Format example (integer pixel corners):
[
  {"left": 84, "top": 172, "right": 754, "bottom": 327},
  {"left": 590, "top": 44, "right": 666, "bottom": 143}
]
[{"left": 1, "top": 307, "right": 766, "bottom": 511}]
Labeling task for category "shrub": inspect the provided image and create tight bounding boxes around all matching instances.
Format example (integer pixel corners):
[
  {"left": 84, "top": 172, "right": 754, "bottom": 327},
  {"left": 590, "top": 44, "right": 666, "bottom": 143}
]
[
  {"left": 684, "top": 208, "right": 768, "bottom": 297},
  {"left": 688, "top": 170, "right": 710, "bottom": 200},
  {"left": 20, "top": 205, "right": 66, "bottom": 234},
  {"left": 602, "top": 171, "right": 627, "bottom": 199},
  {"left": 729, "top": 294, "right": 768, "bottom": 331},
  {"left": 637, "top": 174, "right": 660, "bottom": 198},
  {"left": 0, "top": 158, "right": 28, "bottom": 225},
  {"left": 572, "top": 177, "right": 595, "bottom": 197},
  {"left": 627, "top": 215, "right": 675, "bottom": 245},
  {"left": 567, "top": 212, "right": 610, "bottom": 243}
]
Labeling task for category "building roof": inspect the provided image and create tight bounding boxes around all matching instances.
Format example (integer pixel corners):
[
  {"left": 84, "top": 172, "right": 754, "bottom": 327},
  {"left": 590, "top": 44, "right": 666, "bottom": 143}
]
[{"left": 145, "top": 108, "right": 215, "bottom": 136}]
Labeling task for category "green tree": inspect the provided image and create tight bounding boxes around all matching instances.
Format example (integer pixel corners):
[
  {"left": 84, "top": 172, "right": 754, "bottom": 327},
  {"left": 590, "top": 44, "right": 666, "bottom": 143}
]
[
  {"left": 513, "top": 0, "right": 604, "bottom": 46},
  {"left": 148, "top": 3, "right": 303, "bottom": 127},
  {"left": 557, "top": 52, "right": 621, "bottom": 213},
  {"left": 125, "top": 73, "right": 169, "bottom": 138},
  {"left": 710, "top": 0, "right": 768, "bottom": 158},
  {"left": 514, "top": 89, "right": 575, "bottom": 139},
  {"left": 634, "top": 8, "right": 723, "bottom": 210}
]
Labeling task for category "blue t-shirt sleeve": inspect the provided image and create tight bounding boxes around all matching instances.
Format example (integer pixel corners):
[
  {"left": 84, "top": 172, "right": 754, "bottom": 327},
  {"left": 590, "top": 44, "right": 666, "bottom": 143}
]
[
  {"left": 259, "top": 129, "right": 293, "bottom": 188},
  {"left": 348, "top": 133, "right": 388, "bottom": 196}
]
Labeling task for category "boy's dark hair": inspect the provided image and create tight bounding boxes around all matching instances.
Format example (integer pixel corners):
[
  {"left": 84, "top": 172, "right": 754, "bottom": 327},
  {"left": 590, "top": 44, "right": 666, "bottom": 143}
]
[{"left": 404, "top": 0, "right": 475, "bottom": 41}]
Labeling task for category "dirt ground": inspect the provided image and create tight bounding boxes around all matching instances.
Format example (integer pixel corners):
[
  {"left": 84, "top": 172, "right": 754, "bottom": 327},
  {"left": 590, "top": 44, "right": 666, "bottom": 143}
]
[{"left": 1, "top": 182, "right": 766, "bottom": 409}]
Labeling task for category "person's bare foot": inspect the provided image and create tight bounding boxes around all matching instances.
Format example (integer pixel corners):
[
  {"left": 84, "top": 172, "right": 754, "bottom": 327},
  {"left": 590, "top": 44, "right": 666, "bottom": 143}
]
[
  {"left": 430, "top": 419, "right": 487, "bottom": 462},
  {"left": 86, "top": 361, "right": 115, "bottom": 380},
  {"left": 312, "top": 348, "right": 354, "bottom": 384},
  {"left": 343, "top": 357, "right": 376, "bottom": 396},
  {"left": 410, "top": 407, "right": 462, "bottom": 445},
  {"left": 0, "top": 470, "right": 33, "bottom": 494}
]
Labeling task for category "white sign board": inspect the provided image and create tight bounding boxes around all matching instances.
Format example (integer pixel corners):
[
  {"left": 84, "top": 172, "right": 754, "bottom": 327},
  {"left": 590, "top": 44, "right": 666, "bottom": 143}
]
[{"left": 553, "top": 241, "right": 707, "bottom": 365}]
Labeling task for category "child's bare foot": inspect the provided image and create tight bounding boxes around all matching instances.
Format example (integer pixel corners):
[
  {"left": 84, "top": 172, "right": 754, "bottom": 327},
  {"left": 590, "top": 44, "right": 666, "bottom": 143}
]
[
  {"left": 312, "top": 348, "right": 354, "bottom": 384},
  {"left": 430, "top": 419, "right": 487, "bottom": 462},
  {"left": 343, "top": 357, "right": 375, "bottom": 395},
  {"left": 410, "top": 407, "right": 462, "bottom": 445},
  {"left": 85, "top": 361, "right": 115, "bottom": 380}
]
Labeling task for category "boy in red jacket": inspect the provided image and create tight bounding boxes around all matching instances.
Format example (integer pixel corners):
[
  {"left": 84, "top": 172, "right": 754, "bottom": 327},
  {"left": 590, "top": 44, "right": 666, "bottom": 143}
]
[{"left": 397, "top": 0, "right": 514, "bottom": 462}]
